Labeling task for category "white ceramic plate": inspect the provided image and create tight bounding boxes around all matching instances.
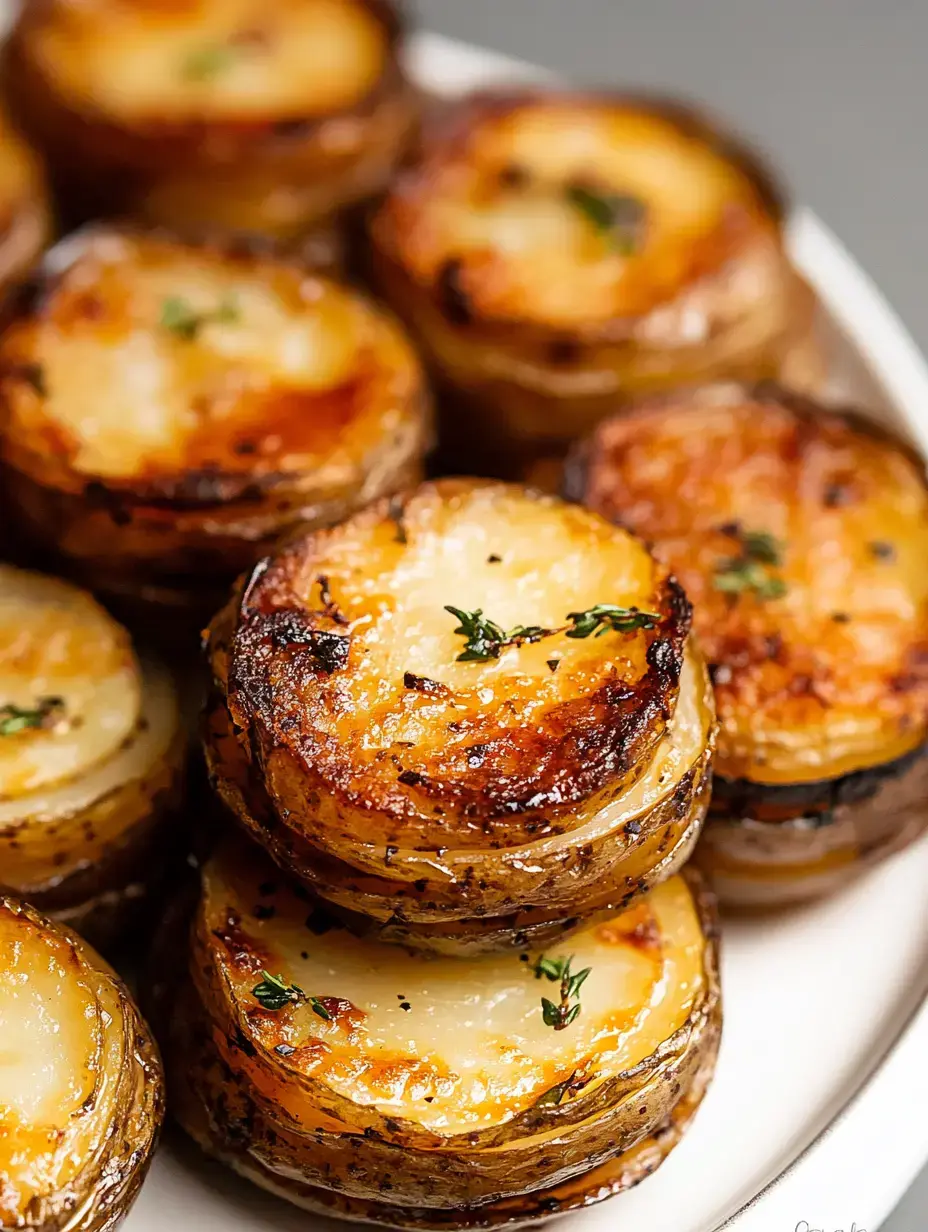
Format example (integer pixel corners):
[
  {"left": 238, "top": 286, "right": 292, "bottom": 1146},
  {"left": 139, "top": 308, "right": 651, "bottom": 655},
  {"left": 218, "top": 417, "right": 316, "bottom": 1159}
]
[{"left": 121, "top": 31, "right": 928, "bottom": 1232}]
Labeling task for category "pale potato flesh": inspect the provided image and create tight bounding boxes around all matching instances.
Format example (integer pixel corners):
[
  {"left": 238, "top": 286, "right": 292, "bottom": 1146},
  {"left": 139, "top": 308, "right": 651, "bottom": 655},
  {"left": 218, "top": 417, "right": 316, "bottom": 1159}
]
[
  {"left": 0, "top": 903, "right": 127, "bottom": 1226},
  {"left": 576, "top": 386, "right": 928, "bottom": 783},
  {"left": 0, "top": 566, "right": 141, "bottom": 797},
  {"left": 378, "top": 98, "right": 778, "bottom": 328},
  {"left": 1, "top": 231, "right": 424, "bottom": 484},
  {"left": 27, "top": 0, "right": 388, "bottom": 122},
  {"left": 202, "top": 848, "right": 705, "bottom": 1137}
]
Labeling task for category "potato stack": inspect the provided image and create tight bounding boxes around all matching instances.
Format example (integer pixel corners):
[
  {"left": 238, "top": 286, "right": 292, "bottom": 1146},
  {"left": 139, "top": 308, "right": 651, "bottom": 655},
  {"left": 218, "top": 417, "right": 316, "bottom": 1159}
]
[
  {"left": 159, "top": 477, "right": 723, "bottom": 1227},
  {"left": 3, "top": 0, "right": 419, "bottom": 264}
]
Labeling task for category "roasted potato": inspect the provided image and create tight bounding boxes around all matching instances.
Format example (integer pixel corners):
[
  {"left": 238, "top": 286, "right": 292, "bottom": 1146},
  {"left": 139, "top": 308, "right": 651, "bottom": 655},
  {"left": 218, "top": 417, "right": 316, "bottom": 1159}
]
[
  {"left": 162, "top": 833, "right": 721, "bottom": 1225},
  {"left": 0, "top": 108, "right": 50, "bottom": 292},
  {"left": 205, "top": 479, "right": 715, "bottom": 946},
  {"left": 3, "top": 0, "right": 418, "bottom": 249},
  {"left": 370, "top": 91, "right": 824, "bottom": 475},
  {"left": 0, "top": 895, "right": 163, "bottom": 1229},
  {"left": 0, "top": 227, "right": 432, "bottom": 626},
  {"left": 0, "top": 564, "right": 185, "bottom": 950},
  {"left": 568, "top": 382, "right": 928, "bottom": 906}
]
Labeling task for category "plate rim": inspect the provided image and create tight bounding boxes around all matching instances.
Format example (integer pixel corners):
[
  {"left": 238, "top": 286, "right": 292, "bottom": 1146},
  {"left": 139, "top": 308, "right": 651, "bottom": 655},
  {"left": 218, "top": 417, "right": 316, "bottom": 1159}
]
[{"left": 408, "top": 29, "right": 928, "bottom": 1232}]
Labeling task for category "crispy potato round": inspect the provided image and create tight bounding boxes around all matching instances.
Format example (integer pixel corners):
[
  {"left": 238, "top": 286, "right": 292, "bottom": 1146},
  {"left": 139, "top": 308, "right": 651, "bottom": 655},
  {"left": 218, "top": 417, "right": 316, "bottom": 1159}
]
[
  {"left": 371, "top": 91, "right": 822, "bottom": 472},
  {"left": 209, "top": 478, "right": 692, "bottom": 856},
  {"left": 0, "top": 565, "right": 185, "bottom": 950},
  {"left": 0, "top": 896, "right": 163, "bottom": 1230},
  {"left": 3, "top": 0, "right": 418, "bottom": 243},
  {"left": 0, "top": 228, "right": 431, "bottom": 618},
  {"left": 568, "top": 381, "right": 928, "bottom": 904},
  {"left": 162, "top": 833, "right": 720, "bottom": 1220},
  {"left": 203, "top": 640, "right": 714, "bottom": 947},
  {"left": 0, "top": 109, "right": 50, "bottom": 292}
]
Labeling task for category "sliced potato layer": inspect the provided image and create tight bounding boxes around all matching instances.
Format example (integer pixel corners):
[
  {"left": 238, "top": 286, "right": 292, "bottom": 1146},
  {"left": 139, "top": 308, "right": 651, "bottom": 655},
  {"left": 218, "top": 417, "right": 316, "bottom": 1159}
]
[
  {"left": 0, "top": 898, "right": 163, "bottom": 1229},
  {"left": 0, "top": 566, "right": 184, "bottom": 948},
  {"left": 371, "top": 92, "right": 820, "bottom": 466},
  {"left": 0, "top": 108, "right": 50, "bottom": 290},
  {"left": 570, "top": 383, "right": 928, "bottom": 785},
  {"left": 205, "top": 642, "right": 714, "bottom": 941},
  {"left": 164, "top": 834, "right": 720, "bottom": 1217},
  {"left": 4, "top": 0, "right": 418, "bottom": 239},
  {"left": 0, "top": 229, "right": 431, "bottom": 602},
  {"left": 213, "top": 479, "right": 692, "bottom": 849},
  {"left": 195, "top": 840, "right": 714, "bottom": 1144}
]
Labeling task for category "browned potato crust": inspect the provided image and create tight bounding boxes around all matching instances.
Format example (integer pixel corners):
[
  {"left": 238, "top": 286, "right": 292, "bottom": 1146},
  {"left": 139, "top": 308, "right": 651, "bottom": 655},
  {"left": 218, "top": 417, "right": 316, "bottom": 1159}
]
[
  {"left": 160, "top": 834, "right": 720, "bottom": 1222},
  {"left": 3, "top": 0, "right": 418, "bottom": 244},
  {"left": 0, "top": 897, "right": 164, "bottom": 1230},
  {"left": 0, "top": 565, "right": 187, "bottom": 952},
  {"left": 569, "top": 382, "right": 928, "bottom": 905},
  {"left": 210, "top": 479, "right": 692, "bottom": 848},
  {"left": 371, "top": 91, "right": 822, "bottom": 473},
  {"left": 0, "top": 227, "right": 432, "bottom": 617},
  {"left": 0, "top": 109, "right": 51, "bottom": 292}
]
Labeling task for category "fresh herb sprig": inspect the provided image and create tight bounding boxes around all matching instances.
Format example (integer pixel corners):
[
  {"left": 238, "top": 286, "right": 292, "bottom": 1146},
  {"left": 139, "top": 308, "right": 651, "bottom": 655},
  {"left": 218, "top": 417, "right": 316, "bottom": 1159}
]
[
  {"left": 0, "top": 696, "right": 65, "bottom": 738},
  {"left": 714, "top": 529, "right": 787, "bottom": 600},
  {"left": 534, "top": 954, "right": 591, "bottom": 1031},
  {"left": 181, "top": 43, "right": 238, "bottom": 82},
  {"left": 160, "top": 294, "right": 239, "bottom": 341},
  {"left": 565, "top": 185, "right": 646, "bottom": 255},
  {"left": 445, "top": 604, "right": 659, "bottom": 663},
  {"left": 251, "top": 970, "right": 332, "bottom": 1020}
]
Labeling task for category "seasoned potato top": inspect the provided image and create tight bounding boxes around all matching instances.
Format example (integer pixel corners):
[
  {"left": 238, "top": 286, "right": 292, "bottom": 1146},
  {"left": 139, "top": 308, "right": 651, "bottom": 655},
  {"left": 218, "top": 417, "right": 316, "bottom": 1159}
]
[
  {"left": 223, "top": 479, "right": 690, "bottom": 833},
  {"left": 0, "top": 900, "right": 147, "bottom": 1226},
  {"left": 0, "top": 110, "right": 46, "bottom": 227},
  {"left": 200, "top": 837, "right": 706, "bottom": 1136},
  {"left": 373, "top": 92, "right": 781, "bottom": 330},
  {"left": 18, "top": 0, "right": 392, "bottom": 123},
  {"left": 573, "top": 385, "right": 928, "bottom": 783},
  {"left": 0, "top": 566, "right": 141, "bottom": 798},
  {"left": 0, "top": 230, "right": 426, "bottom": 492}
]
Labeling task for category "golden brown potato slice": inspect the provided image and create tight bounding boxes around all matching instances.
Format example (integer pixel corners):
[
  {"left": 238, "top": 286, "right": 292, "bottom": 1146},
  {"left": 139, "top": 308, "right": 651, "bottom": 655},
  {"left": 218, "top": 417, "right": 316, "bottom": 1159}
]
[
  {"left": 569, "top": 382, "right": 928, "bottom": 905},
  {"left": 0, "top": 108, "right": 50, "bottom": 292},
  {"left": 0, "top": 565, "right": 185, "bottom": 949},
  {"left": 3, "top": 0, "right": 418, "bottom": 244},
  {"left": 203, "top": 641, "right": 714, "bottom": 950},
  {"left": 0, "top": 896, "right": 163, "bottom": 1230},
  {"left": 0, "top": 228, "right": 431, "bottom": 622},
  {"left": 210, "top": 479, "right": 693, "bottom": 853},
  {"left": 161, "top": 832, "right": 720, "bottom": 1220},
  {"left": 371, "top": 91, "right": 823, "bottom": 474}
]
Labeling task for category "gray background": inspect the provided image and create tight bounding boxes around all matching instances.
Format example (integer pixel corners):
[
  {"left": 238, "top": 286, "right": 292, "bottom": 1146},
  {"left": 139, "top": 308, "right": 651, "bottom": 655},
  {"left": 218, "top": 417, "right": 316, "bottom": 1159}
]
[{"left": 413, "top": 1, "right": 928, "bottom": 1228}]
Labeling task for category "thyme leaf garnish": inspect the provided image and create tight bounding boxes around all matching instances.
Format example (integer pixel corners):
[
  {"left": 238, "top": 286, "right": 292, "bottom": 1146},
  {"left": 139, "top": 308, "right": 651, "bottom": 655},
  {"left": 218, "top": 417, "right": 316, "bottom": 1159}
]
[
  {"left": 445, "top": 604, "right": 660, "bottom": 663},
  {"left": 160, "top": 294, "right": 239, "bottom": 341},
  {"left": 713, "top": 528, "right": 787, "bottom": 600},
  {"left": 252, "top": 971, "right": 305, "bottom": 1011},
  {"left": 0, "top": 696, "right": 65, "bottom": 737},
  {"left": 565, "top": 185, "right": 646, "bottom": 254},
  {"left": 534, "top": 954, "right": 591, "bottom": 1031}
]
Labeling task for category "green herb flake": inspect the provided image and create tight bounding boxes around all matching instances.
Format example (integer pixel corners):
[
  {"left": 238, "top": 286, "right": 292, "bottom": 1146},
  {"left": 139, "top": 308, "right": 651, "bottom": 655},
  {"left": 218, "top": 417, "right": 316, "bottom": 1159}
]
[
  {"left": 565, "top": 185, "right": 646, "bottom": 255},
  {"left": 0, "top": 696, "right": 65, "bottom": 738},
  {"left": 444, "top": 606, "right": 551, "bottom": 663},
  {"left": 714, "top": 529, "right": 787, "bottom": 601},
  {"left": 310, "top": 997, "right": 333, "bottom": 1022},
  {"left": 565, "top": 605, "right": 660, "bottom": 639},
  {"left": 160, "top": 294, "right": 240, "bottom": 341},
  {"left": 251, "top": 970, "right": 306, "bottom": 1012},
  {"left": 181, "top": 43, "right": 238, "bottom": 82},
  {"left": 533, "top": 953, "right": 591, "bottom": 1031}
]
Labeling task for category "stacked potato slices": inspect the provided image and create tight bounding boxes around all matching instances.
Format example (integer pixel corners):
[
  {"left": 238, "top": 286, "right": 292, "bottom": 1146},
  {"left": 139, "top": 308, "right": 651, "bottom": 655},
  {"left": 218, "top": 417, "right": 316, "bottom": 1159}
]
[
  {"left": 569, "top": 382, "right": 928, "bottom": 906},
  {"left": 3, "top": 0, "right": 419, "bottom": 256},
  {"left": 168, "top": 478, "right": 722, "bottom": 1224},
  {"left": 0, "top": 564, "right": 185, "bottom": 952},
  {"left": 0, "top": 227, "right": 432, "bottom": 631},
  {"left": 371, "top": 91, "right": 824, "bottom": 476},
  {"left": 0, "top": 897, "right": 163, "bottom": 1230}
]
